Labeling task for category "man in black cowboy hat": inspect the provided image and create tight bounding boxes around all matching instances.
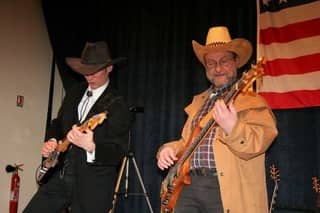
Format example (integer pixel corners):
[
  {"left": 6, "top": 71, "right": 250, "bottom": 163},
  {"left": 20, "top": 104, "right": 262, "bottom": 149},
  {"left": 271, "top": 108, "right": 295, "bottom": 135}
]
[
  {"left": 157, "top": 26, "right": 278, "bottom": 212},
  {"left": 24, "top": 41, "right": 132, "bottom": 213}
]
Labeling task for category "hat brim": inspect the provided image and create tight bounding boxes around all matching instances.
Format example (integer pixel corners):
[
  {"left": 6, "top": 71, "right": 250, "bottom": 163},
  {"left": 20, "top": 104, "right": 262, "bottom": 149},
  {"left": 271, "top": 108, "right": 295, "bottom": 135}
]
[
  {"left": 192, "top": 38, "right": 252, "bottom": 68},
  {"left": 65, "top": 57, "right": 127, "bottom": 75}
]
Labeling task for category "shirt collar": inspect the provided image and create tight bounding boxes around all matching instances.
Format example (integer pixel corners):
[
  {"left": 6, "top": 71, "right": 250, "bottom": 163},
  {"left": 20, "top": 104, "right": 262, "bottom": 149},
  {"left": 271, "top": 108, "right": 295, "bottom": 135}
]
[{"left": 87, "top": 80, "right": 109, "bottom": 99}]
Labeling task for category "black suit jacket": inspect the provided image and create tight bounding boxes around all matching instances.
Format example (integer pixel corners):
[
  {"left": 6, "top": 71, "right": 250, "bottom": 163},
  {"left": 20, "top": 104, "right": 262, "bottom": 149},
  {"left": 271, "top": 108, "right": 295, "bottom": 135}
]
[{"left": 45, "top": 82, "right": 132, "bottom": 212}]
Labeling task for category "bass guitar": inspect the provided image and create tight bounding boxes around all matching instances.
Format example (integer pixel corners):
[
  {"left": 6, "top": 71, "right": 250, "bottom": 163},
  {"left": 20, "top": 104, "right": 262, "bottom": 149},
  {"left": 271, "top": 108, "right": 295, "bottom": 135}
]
[
  {"left": 269, "top": 164, "right": 280, "bottom": 213},
  {"left": 35, "top": 111, "right": 108, "bottom": 184},
  {"left": 312, "top": 176, "right": 320, "bottom": 211},
  {"left": 160, "top": 57, "right": 266, "bottom": 213}
]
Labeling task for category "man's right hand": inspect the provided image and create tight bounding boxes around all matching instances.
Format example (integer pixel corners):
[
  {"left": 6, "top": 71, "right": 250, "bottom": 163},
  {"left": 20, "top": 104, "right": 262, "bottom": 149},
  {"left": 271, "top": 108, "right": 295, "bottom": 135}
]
[
  {"left": 41, "top": 140, "right": 58, "bottom": 158},
  {"left": 157, "top": 146, "right": 178, "bottom": 170}
]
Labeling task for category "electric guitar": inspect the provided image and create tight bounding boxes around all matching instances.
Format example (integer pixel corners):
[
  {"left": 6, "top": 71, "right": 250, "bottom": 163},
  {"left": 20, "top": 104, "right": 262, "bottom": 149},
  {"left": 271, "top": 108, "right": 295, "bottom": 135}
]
[
  {"left": 35, "top": 111, "right": 108, "bottom": 184},
  {"left": 160, "top": 57, "right": 266, "bottom": 213},
  {"left": 312, "top": 176, "right": 320, "bottom": 211},
  {"left": 269, "top": 164, "right": 280, "bottom": 213}
]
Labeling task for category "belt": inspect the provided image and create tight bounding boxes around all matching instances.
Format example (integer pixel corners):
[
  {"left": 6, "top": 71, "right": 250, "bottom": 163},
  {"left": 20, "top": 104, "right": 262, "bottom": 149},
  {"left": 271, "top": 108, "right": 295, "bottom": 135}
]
[{"left": 190, "top": 168, "right": 217, "bottom": 176}]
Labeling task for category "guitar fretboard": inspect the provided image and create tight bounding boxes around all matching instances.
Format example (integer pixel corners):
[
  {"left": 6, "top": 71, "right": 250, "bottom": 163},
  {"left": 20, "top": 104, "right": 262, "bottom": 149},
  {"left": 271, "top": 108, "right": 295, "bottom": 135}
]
[{"left": 173, "top": 80, "right": 245, "bottom": 174}]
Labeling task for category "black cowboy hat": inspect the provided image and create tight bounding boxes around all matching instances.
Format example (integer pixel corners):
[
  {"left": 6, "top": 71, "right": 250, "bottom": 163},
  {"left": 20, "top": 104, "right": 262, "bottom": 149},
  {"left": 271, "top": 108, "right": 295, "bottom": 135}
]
[{"left": 66, "top": 41, "right": 126, "bottom": 75}]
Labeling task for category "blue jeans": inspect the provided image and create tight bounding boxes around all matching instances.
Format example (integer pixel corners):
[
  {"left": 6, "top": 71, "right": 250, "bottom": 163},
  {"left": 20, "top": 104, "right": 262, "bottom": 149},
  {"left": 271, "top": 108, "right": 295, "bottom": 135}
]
[{"left": 174, "top": 175, "right": 223, "bottom": 213}]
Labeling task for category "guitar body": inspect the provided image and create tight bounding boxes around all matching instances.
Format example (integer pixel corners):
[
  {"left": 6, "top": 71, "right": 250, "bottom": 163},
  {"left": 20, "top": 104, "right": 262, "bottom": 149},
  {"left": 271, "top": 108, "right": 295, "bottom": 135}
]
[
  {"left": 160, "top": 123, "right": 204, "bottom": 212},
  {"left": 160, "top": 160, "right": 191, "bottom": 213},
  {"left": 36, "top": 151, "right": 65, "bottom": 185},
  {"left": 35, "top": 112, "right": 107, "bottom": 184}
]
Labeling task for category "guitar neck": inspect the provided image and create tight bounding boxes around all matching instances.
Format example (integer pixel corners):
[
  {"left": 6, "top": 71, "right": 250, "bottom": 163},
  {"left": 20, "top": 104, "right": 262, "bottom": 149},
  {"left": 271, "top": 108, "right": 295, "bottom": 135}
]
[
  {"left": 57, "top": 137, "right": 72, "bottom": 152},
  {"left": 56, "top": 119, "right": 92, "bottom": 153},
  {"left": 316, "top": 193, "right": 320, "bottom": 209},
  {"left": 269, "top": 183, "right": 279, "bottom": 213},
  {"left": 176, "top": 81, "right": 242, "bottom": 167}
]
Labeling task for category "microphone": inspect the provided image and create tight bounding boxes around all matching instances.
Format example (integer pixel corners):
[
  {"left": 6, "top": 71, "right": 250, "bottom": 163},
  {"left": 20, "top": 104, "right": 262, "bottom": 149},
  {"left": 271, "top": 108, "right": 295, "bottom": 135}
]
[
  {"left": 129, "top": 106, "right": 144, "bottom": 113},
  {"left": 5, "top": 165, "right": 16, "bottom": 173}
]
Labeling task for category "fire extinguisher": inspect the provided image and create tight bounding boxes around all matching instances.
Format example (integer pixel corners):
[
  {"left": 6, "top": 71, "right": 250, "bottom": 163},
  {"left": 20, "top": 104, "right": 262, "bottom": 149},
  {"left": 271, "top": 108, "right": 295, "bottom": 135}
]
[{"left": 6, "top": 164, "right": 23, "bottom": 213}]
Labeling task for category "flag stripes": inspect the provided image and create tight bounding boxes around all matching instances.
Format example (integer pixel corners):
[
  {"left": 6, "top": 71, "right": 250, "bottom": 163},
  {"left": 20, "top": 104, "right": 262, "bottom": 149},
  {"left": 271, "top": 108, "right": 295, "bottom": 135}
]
[{"left": 257, "top": 0, "right": 320, "bottom": 109}]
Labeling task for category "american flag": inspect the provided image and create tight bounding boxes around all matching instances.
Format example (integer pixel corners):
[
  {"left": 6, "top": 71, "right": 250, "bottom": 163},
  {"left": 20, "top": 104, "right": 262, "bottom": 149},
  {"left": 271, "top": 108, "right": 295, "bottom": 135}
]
[{"left": 257, "top": 0, "right": 320, "bottom": 109}]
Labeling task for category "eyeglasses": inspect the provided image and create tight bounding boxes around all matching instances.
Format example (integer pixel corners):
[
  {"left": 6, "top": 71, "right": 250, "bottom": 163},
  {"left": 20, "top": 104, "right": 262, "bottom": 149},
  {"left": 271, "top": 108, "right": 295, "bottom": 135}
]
[{"left": 205, "top": 56, "right": 235, "bottom": 69}]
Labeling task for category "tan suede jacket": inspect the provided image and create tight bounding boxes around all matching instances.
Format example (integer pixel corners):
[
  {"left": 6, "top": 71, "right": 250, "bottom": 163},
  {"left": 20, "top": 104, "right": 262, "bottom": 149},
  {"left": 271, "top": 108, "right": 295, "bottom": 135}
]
[{"left": 160, "top": 90, "right": 278, "bottom": 213}]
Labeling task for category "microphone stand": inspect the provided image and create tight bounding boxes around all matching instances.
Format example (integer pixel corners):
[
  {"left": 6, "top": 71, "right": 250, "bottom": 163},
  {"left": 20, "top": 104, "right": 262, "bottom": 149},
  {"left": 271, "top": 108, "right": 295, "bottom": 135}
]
[{"left": 109, "top": 106, "right": 154, "bottom": 213}]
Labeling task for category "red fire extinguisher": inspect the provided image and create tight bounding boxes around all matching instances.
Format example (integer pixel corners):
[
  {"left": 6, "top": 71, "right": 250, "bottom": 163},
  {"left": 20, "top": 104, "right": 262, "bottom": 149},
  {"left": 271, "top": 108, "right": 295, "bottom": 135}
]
[{"left": 6, "top": 164, "right": 23, "bottom": 213}]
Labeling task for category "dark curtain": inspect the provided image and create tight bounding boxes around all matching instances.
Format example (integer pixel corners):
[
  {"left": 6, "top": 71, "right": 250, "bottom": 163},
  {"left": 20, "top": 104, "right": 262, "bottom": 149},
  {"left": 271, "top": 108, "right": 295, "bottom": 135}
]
[{"left": 41, "top": 1, "right": 320, "bottom": 212}]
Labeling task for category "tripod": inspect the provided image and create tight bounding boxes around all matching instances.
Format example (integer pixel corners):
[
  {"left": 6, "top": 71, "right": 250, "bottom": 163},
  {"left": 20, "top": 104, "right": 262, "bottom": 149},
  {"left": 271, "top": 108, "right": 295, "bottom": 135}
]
[
  {"left": 109, "top": 109, "right": 154, "bottom": 213},
  {"left": 109, "top": 151, "right": 154, "bottom": 213}
]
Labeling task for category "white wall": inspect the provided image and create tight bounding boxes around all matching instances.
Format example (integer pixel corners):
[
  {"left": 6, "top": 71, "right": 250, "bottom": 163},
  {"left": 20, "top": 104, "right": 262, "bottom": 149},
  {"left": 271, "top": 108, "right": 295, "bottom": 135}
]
[{"left": 0, "top": 0, "right": 64, "bottom": 212}]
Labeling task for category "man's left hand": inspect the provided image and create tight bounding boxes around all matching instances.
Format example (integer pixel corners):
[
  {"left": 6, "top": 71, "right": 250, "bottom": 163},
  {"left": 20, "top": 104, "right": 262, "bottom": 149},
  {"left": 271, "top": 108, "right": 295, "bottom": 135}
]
[
  {"left": 212, "top": 99, "right": 238, "bottom": 134},
  {"left": 67, "top": 125, "right": 96, "bottom": 152}
]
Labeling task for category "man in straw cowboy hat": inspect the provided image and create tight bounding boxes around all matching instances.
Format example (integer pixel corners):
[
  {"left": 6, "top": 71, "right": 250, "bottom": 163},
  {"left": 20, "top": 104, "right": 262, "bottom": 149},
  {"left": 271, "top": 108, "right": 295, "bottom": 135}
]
[
  {"left": 24, "top": 41, "right": 132, "bottom": 213},
  {"left": 157, "top": 26, "right": 278, "bottom": 212}
]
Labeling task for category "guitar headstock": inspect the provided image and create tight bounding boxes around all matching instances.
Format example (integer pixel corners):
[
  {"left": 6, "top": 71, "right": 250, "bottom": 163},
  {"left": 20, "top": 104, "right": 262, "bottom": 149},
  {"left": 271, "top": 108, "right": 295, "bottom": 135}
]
[
  {"left": 312, "top": 177, "right": 320, "bottom": 193},
  {"left": 239, "top": 56, "right": 266, "bottom": 94},
  {"left": 85, "top": 111, "right": 108, "bottom": 130},
  {"left": 270, "top": 164, "right": 280, "bottom": 183}
]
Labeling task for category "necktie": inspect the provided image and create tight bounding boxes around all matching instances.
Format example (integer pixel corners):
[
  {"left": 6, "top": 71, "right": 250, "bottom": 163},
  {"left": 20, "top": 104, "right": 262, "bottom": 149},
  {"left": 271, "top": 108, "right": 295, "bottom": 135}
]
[{"left": 79, "top": 90, "right": 93, "bottom": 122}]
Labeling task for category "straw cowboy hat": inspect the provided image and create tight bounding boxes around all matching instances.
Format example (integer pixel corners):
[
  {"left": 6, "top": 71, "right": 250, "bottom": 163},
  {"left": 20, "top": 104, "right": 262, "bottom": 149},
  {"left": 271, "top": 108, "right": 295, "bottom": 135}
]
[
  {"left": 66, "top": 41, "right": 126, "bottom": 75},
  {"left": 192, "top": 26, "right": 252, "bottom": 67}
]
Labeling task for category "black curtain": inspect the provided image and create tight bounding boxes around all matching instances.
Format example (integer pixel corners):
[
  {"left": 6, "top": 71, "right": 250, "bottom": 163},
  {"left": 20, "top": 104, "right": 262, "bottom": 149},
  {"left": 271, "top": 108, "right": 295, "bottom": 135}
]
[{"left": 41, "top": 1, "right": 320, "bottom": 212}]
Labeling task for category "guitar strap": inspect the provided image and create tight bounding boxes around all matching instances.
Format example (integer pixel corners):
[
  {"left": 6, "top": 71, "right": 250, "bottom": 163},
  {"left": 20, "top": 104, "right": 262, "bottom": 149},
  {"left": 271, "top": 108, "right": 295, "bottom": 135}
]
[
  {"left": 84, "top": 90, "right": 122, "bottom": 124},
  {"left": 193, "top": 83, "right": 233, "bottom": 133},
  {"left": 191, "top": 91, "right": 221, "bottom": 130}
]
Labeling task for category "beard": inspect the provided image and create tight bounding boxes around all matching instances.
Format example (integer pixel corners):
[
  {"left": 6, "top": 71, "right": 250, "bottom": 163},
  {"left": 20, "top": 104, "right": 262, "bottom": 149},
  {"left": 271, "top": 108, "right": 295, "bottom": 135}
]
[{"left": 210, "top": 73, "right": 237, "bottom": 88}]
